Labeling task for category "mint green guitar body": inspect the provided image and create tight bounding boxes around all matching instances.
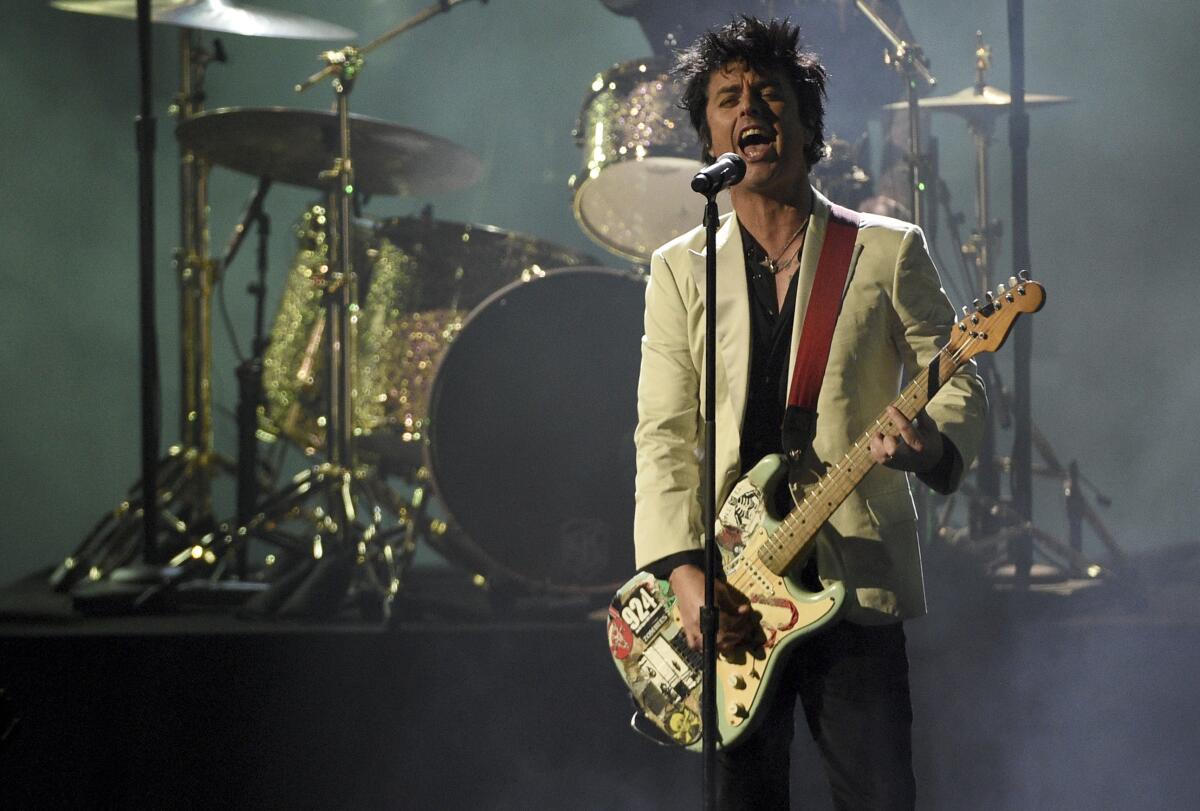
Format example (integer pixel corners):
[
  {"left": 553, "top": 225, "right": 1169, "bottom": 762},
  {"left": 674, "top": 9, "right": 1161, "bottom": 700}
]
[{"left": 607, "top": 454, "right": 846, "bottom": 750}]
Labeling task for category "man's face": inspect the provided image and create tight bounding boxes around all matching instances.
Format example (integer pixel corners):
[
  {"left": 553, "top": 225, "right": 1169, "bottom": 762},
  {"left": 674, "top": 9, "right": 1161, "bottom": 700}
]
[{"left": 703, "top": 62, "right": 811, "bottom": 195}]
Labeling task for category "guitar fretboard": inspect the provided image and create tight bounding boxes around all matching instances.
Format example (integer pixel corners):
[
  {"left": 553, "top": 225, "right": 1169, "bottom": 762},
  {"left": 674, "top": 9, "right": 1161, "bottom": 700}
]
[{"left": 754, "top": 344, "right": 963, "bottom": 576}]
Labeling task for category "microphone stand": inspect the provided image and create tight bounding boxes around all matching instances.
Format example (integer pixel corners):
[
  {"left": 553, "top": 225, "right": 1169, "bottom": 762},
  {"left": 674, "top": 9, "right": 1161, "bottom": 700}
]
[
  {"left": 699, "top": 192, "right": 720, "bottom": 811},
  {"left": 688, "top": 154, "right": 742, "bottom": 809},
  {"left": 1007, "top": 0, "right": 1035, "bottom": 589},
  {"left": 134, "top": 0, "right": 161, "bottom": 565}
]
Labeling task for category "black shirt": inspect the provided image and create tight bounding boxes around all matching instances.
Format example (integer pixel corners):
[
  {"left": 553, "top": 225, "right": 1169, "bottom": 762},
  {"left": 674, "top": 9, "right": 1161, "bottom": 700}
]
[{"left": 739, "top": 226, "right": 801, "bottom": 475}]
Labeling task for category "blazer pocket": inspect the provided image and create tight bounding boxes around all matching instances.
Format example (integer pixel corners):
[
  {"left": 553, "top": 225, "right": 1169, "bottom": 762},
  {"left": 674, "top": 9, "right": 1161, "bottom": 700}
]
[{"left": 864, "top": 487, "right": 918, "bottom": 528}]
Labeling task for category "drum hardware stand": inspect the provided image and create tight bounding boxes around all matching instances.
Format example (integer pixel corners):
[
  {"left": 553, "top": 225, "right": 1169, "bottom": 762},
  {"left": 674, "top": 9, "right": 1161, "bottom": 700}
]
[
  {"left": 140, "top": 0, "right": 487, "bottom": 616},
  {"left": 51, "top": 27, "right": 237, "bottom": 594},
  {"left": 174, "top": 45, "right": 395, "bottom": 619},
  {"left": 946, "top": 485, "right": 1124, "bottom": 594},
  {"left": 957, "top": 34, "right": 1005, "bottom": 543},
  {"left": 931, "top": 349, "right": 1132, "bottom": 590},
  {"left": 932, "top": 31, "right": 1062, "bottom": 582},
  {"left": 854, "top": 0, "right": 942, "bottom": 546},
  {"left": 225, "top": 177, "right": 273, "bottom": 579},
  {"left": 191, "top": 0, "right": 488, "bottom": 619},
  {"left": 855, "top": 0, "right": 936, "bottom": 231}
]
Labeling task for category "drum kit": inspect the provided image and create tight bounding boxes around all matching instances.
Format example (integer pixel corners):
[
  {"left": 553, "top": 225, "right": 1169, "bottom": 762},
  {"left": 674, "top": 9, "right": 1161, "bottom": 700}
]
[{"left": 49, "top": 0, "right": 1089, "bottom": 618}]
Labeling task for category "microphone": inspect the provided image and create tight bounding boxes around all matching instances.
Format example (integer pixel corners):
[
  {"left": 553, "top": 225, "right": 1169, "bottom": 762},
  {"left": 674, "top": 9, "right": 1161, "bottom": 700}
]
[{"left": 691, "top": 152, "right": 746, "bottom": 195}]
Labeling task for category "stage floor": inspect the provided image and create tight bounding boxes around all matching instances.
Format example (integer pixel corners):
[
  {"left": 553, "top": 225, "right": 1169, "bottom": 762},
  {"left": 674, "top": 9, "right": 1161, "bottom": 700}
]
[{"left": 2, "top": 567, "right": 1198, "bottom": 810}]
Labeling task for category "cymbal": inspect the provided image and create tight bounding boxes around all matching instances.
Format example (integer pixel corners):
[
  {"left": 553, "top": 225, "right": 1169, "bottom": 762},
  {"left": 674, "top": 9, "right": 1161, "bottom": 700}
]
[
  {"left": 176, "top": 107, "right": 483, "bottom": 196},
  {"left": 52, "top": 0, "right": 356, "bottom": 40},
  {"left": 883, "top": 83, "right": 1072, "bottom": 117}
]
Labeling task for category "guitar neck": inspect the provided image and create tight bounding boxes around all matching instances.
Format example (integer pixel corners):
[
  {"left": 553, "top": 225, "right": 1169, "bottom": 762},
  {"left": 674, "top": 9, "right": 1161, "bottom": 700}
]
[{"left": 755, "top": 344, "right": 964, "bottom": 576}]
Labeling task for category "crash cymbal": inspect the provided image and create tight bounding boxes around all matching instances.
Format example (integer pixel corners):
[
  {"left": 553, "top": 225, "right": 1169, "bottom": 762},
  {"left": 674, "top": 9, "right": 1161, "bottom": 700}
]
[
  {"left": 52, "top": 0, "right": 356, "bottom": 40},
  {"left": 176, "top": 107, "right": 483, "bottom": 196},
  {"left": 884, "top": 83, "right": 1072, "bottom": 117}
]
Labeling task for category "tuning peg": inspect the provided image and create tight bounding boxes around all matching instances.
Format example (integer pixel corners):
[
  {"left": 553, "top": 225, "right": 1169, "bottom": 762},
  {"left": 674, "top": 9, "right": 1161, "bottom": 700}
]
[
  {"left": 1008, "top": 275, "right": 1018, "bottom": 288},
  {"left": 972, "top": 298, "right": 981, "bottom": 310},
  {"left": 997, "top": 282, "right": 1007, "bottom": 295},
  {"left": 1018, "top": 269, "right": 1031, "bottom": 281},
  {"left": 985, "top": 291, "right": 995, "bottom": 302},
  {"left": 962, "top": 305, "right": 970, "bottom": 317}
]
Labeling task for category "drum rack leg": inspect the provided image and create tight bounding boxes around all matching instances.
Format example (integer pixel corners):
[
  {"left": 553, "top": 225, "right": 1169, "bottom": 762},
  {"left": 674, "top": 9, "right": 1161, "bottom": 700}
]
[
  {"left": 167, "top": 464, "right": 415, "bottom": 620},
  {"left": 50, "top": 31, "right": 230, "bottom": 593},
  {"left": 50, "top": 446, "right": 237, "bottom": 591}
]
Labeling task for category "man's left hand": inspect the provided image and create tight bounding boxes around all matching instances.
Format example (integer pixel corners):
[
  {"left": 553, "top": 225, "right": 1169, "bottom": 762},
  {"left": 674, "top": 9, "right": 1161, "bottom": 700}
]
[{"left": 868, "top": 405, "right": 943, "bottom": 474}]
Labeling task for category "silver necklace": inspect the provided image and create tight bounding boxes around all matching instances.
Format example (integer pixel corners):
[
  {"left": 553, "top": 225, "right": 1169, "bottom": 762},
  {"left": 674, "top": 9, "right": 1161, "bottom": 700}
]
[{"left": 761, "top": 217, "right": 810, "bottom": 275}]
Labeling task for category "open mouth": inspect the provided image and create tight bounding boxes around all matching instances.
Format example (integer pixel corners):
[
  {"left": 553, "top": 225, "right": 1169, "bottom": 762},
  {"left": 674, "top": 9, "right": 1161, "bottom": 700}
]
[{"left": 737, "top": 126, "right": 774, "bottom": 160}]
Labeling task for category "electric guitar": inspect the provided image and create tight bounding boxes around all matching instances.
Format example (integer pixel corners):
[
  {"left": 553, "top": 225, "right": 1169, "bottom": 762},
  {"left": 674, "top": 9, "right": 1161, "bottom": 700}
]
[{"left": 607, "top": 274, "right": 1046, "bottom": 750}]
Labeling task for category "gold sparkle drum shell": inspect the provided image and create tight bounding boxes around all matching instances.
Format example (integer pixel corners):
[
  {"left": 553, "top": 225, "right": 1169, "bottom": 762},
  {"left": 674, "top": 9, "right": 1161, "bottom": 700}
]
[{"left": 261, "top": 208, "right": 596, "bottom": 468}]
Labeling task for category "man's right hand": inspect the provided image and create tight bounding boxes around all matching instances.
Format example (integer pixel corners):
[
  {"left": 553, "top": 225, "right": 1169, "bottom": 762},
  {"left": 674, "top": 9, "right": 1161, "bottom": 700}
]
[{"left": 668, "top": 563, "right": 762, "bottom": 653}]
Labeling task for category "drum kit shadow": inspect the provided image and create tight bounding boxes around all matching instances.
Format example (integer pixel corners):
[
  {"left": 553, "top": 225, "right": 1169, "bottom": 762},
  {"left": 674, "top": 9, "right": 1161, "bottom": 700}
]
[{"left": 48, "top": 0, "right": 1105, "bottom": 618}]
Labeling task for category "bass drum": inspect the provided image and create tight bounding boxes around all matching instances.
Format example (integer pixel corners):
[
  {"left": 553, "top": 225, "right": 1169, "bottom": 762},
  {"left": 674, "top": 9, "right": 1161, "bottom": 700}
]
[{"left": 426, "top": 267, "right": 647, "bottom": 592}]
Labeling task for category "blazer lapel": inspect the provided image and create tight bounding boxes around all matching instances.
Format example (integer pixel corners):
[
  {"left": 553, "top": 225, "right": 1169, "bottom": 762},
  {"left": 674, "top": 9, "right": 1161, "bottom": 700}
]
[{"left": 688, "top": 213, "right": 750, "bottom": 433}]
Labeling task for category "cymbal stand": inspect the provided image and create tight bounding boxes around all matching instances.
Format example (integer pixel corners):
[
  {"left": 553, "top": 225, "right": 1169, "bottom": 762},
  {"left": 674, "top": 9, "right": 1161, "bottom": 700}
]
[
  {"left": 855, "top": 0, "right": 941, "bottom": 543},
  {"left": 227, "top": 178, "right": 273, "bottom": 579},
  {"left": 855, "top": 0, "right": 936, "bottom": 230},
  {"left": 958, "top": 362, "right": 1130, "bottom": 582},
  {"left": 955, "top": 34, "right": 1006, "bottom": 541},
  {"left": 174, "top": 28, "right": 228, "bottom": 518},
  {"left": 217, "top": 46, "right": 399, "bottom": 619},
  {"left": 930, "top": 259, "right": 1127, "bottom": 587},
  {"left": 51, "top": 28, "right": 235, "bottom": 592},
  {"left": 166, "top": 0, "right": 489, "bottom": 618}
]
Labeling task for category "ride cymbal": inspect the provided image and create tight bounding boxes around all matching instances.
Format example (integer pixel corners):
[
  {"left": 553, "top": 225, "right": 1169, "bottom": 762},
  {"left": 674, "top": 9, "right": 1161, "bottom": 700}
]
[
  {"left": 883, "top": 83, "right": 1072, "bottom": 118},
  {"left": 176, "top": 107, "right": 483, "bottom": 196},
  {"left": 52, "top": 0, "right": 356, "bottom": 40}
]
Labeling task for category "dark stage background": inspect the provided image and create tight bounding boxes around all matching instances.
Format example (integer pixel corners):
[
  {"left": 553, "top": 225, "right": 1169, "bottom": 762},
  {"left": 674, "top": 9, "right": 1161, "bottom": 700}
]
[{"left": 3, "top": 1, "right": 1200, "bottom": 808}]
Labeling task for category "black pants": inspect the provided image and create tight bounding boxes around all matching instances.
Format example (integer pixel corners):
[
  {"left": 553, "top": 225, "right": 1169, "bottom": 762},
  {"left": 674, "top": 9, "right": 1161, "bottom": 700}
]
[{"left": 717, "top": 621, "right": 915, "bottom": 811}]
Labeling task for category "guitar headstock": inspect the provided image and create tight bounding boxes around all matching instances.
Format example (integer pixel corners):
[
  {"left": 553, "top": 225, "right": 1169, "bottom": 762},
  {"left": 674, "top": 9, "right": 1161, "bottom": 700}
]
[{"left": 948, "top": 271, "right": 1046, "bottom": 361}]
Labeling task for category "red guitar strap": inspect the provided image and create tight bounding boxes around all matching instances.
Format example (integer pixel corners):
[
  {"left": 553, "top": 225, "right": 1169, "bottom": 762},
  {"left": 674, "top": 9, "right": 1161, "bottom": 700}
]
[{"left": 781, "top": 203, "right": 860, "bottom": 459}]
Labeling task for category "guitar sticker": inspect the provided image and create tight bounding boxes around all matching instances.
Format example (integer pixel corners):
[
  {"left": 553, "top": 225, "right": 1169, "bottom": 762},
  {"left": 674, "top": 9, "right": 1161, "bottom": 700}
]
[
  {"left": 750, "top": 594, "right": 800, "bottom": 647},
  {"left": 620, "top": 584, "right": 668, "bottom": 641},
  {"left": 666, "top": 707, "right": 701, "bottom": 745},
  {"left": 607, "top": 606, "right": 634, "bottom": 660},
  {"left": 717, "top": 477, "right": 766, "bottom": 555}
]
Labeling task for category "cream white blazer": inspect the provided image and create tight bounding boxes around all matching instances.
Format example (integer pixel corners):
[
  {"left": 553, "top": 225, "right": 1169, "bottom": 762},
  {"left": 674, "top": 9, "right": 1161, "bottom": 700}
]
[{"left": 632, "top": 189, "right": 986, "bottom": 621}]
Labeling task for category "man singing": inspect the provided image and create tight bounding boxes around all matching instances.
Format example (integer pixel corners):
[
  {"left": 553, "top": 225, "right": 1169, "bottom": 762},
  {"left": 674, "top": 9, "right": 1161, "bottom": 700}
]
[{"left": 633, "top": 17, "right": 986, "bottom": 809}]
